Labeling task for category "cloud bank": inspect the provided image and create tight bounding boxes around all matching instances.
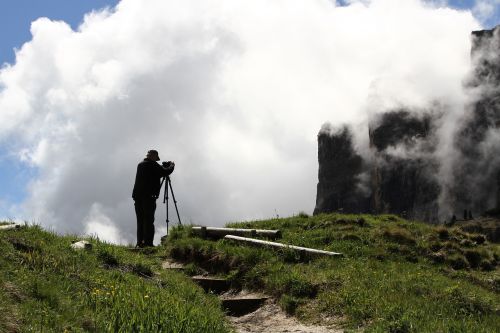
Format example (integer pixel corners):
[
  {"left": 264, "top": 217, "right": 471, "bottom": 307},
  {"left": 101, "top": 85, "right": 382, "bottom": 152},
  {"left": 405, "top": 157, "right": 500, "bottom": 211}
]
[{"left": 0, "top": 0, "right": 480, "bottom": 243}]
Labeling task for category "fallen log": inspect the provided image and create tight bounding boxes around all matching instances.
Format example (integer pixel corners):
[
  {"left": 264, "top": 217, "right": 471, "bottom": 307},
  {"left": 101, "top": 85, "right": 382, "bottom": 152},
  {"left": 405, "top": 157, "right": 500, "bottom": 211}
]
[
  {"left": 0, "top": 224, "right": 22, "bottom": 231},
  {"left": 192, "top": 227, "right": 281, "bottom": 240},
  {"left": 224, "top": 235, "right": 342, "bottom": 257}
]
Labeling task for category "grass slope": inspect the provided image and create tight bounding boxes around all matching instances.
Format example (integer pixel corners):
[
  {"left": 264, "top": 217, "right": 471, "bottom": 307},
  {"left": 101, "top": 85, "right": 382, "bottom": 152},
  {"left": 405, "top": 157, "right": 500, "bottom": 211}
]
[
  {"left": 166, "top": 214, "right": 500, "bottom": 332},
  {"left": 0, "top": 223, "right": 231, "bottom": 333}
]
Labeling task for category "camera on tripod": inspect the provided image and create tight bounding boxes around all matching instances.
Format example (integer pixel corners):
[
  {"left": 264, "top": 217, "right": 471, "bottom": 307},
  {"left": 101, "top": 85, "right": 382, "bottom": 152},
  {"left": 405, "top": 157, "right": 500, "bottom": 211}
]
[
  {"left": 159, "top": 161, "right": 181, "bottom": 237},
  {"left": 162, "top": 161, "right": 174, "bottom": 168}
]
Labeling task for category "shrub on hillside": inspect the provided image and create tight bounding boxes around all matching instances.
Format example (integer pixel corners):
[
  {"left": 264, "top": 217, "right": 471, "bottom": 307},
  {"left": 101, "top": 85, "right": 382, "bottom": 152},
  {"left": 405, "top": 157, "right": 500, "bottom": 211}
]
[
  {"left": 387, "top": 244, "right": 412, "bottom": 255},
  {"left": 469, "top": 234, "right": 486, "bottom": 244},
  {"left": 287, "top": 276, "right": 317, "bottom": 298},
  {"left": 372, "top": 247, "right": 387, "bottom": 261},
  {"left": 356, "top": 217, "right": 366, "bottom": 227},
  {"left": 298, "top": 211, "right": 309, "bottom": 218},
  {"left": 279, "top": 294, "right": 302, "bottom": 315},
  {"left": 435, "top": 227, "right": 450, "bottom": 240},
  {"left": 447, "top": 254, "right": 469, "bottom": 270},
  {"left": 385, "top": 307, "right": 412, "bottom": 333},
  {"left": 480, "top": 259, "right": 495, "bottom": 271},
  {"left": 429, "top": 250, "right": 447, "bottom": 263},
  {"left": 445, "top": 286, "right": 495, "bottom": 316},
  {"left": 442, "top": 241, "right": 461, "bottom": 252},
  {"left": 382, "top": 227, "right": 416, "bottom": 246},
  {"left": 405, "top": 254, "right": 418, "bottom": 263},
  {"left": 97, "top": 248, "right": 119, "bottom": 267},
  {"left": 464, "top": 249, "right": 483, "bottom": 268},
  {"left": 269, "top": 271, "right": 317, "bottom": 299},
  {"left": 131, "top": 263, "right": 153, "bottom": 277},
  {"left": 279, "top": 247, "right": 306, "bottom": 263},
  {"left": 429, "top": 242, "right": 443, "bottom": 252}
]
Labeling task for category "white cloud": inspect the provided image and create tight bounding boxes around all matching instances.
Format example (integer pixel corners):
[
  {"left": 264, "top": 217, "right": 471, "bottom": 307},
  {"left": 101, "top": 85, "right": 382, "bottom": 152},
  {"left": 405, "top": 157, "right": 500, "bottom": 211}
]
[
  {"left": 0, "top": 0, "right": 480, "bottom": 243},
  {"left": 473, "top": 0, "right": 500, "bottom": 22},
  {"left": 84, "top": 203, "right": 123, "bottom": 244}
]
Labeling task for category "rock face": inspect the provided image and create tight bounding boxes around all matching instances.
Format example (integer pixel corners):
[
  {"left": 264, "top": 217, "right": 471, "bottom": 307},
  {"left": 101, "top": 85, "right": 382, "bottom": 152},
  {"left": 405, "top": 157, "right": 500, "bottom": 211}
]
[
  {"left": 313, "top": 125, "right": 370, "bottom": 215},
  {"left": 314, "top": 26, "right": 500, "bottom": 222},
  {"left": 369, "top": 111, "right": 440, "bottom": 222},
  {"left": 498, "top": 171, "right": 500, "bottom": 210},
  {"left": 450, "top": 26, "right": 500, "bottom": 215}
]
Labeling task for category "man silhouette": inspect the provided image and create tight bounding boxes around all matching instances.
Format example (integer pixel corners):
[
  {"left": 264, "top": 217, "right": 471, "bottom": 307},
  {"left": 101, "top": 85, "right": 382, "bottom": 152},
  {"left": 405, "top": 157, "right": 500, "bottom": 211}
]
[{"left": 132, "top": 150, "right": 175, "bottom": 247}]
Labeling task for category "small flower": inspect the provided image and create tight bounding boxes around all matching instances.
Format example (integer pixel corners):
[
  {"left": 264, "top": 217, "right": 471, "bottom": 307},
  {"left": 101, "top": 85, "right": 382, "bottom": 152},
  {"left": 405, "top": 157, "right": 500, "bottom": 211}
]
[{"left": 144, "top": 295, "right": 149, "bottom": 298}]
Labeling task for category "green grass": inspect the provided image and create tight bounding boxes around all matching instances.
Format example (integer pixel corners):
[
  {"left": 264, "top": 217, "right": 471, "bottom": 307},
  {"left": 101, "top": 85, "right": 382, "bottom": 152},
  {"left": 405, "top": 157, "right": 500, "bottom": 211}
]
[
  {"left": 0, "top": 223, "right": 231, "bottom": 332},
  {"left": 2, "top": 215, "right": 499, "bottom": 332},
  {"left": 166, "top": 214, "right": 500, "bottom": 332}
]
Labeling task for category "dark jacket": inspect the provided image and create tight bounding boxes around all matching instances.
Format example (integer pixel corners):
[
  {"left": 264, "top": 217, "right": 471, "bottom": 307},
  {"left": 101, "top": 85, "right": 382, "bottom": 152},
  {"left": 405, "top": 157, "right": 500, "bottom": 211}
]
[{"left": 132, "top": 159, "right": 174, "bottom": 200}]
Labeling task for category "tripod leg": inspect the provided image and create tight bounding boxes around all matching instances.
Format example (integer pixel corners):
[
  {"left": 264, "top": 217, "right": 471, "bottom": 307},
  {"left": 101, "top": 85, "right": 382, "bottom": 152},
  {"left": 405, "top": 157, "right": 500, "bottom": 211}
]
[
  {"left": 164, "top": 177, "right": 170, "bottom": 235},
  {"left": 168, "top": 178, "right": 182, "bottom": 225}
]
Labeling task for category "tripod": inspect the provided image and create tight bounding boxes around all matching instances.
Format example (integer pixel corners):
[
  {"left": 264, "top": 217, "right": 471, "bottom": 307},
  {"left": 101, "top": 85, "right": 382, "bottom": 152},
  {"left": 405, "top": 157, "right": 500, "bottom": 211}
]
[{"left": 161, "top": 176, "right": 182, "bottom": 236}]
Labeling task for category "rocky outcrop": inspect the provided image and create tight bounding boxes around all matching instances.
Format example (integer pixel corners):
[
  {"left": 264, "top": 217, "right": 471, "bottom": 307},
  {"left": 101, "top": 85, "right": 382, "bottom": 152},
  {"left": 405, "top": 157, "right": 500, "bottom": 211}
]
[
  {"left": 314, "top": 111, "right": 440, "bottom": 221},
  {"left": 314, "top": 26, "right": 500, "bottom": 222},
  {"left": 498, "top": 171, "right": 500, "bottom": 210},
  {"left": 313, "top": 125, "right": 370, "bottom": 215},
  {"left": 369, "top": 111, "right": 440, "bottom": 222},
  {"left": 449, "top": 26, "right": 500, "bottom": 215}
]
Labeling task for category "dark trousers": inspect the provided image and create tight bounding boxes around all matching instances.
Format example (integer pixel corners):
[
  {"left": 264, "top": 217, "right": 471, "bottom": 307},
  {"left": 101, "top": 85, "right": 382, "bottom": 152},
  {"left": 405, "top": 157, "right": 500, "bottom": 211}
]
[{"left": 134, "top": 198, "right": 156, "bottom": 247}]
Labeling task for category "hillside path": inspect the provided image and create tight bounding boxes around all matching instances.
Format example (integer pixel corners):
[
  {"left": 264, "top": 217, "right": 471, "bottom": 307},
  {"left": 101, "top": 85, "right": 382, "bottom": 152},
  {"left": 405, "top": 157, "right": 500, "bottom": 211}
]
[
  {"left": 161, "top": 259, "right": 342, "bottom": 332},
  {"left": 228, "top": 299, "right": 341, "bottom": 333}
]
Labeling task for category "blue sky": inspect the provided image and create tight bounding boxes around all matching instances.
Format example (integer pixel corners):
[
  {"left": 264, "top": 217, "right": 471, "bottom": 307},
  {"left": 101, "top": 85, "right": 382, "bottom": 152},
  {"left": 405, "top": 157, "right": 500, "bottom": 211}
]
[
  {"left": 0, "top": 0, "right": 119, "bottom": 65},
  {"left": 0, "top": 0, "right": 118, "bottom": 218},
  {"left": 0, "top": 0, "right": 498, "bottom": 223}
]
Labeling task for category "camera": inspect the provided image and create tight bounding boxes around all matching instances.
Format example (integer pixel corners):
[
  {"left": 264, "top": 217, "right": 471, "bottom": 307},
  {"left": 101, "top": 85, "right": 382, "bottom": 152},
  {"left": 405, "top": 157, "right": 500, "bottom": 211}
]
[{"left": 162, "top": 161, "right": 173, "bottom": 168}]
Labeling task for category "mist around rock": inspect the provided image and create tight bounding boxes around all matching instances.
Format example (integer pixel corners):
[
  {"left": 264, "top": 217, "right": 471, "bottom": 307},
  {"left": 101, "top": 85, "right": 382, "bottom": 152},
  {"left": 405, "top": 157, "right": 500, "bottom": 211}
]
[{"left": 315, "top": 26, "right": 500, "bottom": 222}]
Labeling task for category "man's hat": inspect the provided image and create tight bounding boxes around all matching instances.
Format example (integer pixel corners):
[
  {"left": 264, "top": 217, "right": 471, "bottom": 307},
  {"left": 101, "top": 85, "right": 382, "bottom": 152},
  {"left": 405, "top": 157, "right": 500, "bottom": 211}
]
[{"left": 147, "top": 150, "right": 160, "bottom": 161}]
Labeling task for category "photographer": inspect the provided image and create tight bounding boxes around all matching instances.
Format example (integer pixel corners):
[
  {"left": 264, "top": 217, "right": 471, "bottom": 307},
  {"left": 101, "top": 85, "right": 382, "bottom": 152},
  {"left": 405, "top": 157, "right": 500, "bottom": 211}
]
[{"left": 132, "top": 150, "right": 174, "bottom": 247}]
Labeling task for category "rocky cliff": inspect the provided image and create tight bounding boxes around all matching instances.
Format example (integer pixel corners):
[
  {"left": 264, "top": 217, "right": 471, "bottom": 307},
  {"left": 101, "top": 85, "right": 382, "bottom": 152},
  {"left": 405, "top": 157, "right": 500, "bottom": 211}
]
[
  {"left": 313, "top": 125, "right": 370, "bottom": 214},
  {"left": 449, "top": 26, "right": 500, "bottom": 215},
  {"left": 314, "top": 26, "right": 500, "bottom": 222},
  {"left": 369, "top": 111, "right": 440, "bottom": 222}
]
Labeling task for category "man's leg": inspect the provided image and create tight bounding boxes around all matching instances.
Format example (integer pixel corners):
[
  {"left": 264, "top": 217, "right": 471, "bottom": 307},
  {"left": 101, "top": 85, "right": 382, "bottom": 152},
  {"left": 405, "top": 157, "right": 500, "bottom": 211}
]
[
  {"left": 143, "top": 199, "right": 157, "bottom": 246},
  {"left": 134, "top": 200, "right": 145, "bottom": 247}
]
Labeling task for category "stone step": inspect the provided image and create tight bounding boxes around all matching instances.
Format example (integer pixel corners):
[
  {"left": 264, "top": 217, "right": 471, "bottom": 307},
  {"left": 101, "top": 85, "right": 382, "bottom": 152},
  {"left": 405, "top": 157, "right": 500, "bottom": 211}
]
[
  {"left": 220, "top": 296, "right": 269, "bottom": 317},
  {"left": 191, "top": 276, "right": 230, "bottom": 294}
]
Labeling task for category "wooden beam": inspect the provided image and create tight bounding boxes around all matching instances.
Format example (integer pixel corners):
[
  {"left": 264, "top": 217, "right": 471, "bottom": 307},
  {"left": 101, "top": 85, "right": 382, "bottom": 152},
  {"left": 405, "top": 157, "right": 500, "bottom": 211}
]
[
  {"left": 192, "top": 227, "right": 281, "bottom": 239},
  {"left": 224, "top": 235, "right": 342, "bottom": 257},
  {"left": 0, "top": 224, "right": 21, "bottom": 231}
]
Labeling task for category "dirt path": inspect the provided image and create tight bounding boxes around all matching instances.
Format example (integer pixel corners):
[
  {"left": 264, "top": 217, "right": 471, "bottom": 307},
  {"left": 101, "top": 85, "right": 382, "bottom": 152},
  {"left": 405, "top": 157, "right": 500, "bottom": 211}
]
[
  {"left": 161, "top": 259, "right": 342, "bottom": 332},
  {"left": 228, "top": 299, "right": 342, "bottom": 333}
]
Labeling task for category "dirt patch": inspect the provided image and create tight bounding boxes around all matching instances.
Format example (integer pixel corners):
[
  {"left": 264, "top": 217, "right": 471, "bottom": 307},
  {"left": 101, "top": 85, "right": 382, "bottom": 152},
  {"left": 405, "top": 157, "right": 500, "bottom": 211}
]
[{"left": 228, "top": 299, "right": 341, "bottom": 333}]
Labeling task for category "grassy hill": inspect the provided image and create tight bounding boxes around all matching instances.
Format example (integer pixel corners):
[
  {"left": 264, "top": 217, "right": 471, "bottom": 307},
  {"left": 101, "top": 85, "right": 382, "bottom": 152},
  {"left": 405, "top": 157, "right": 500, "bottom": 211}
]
[
  {"left": 166, "top": 214, "right": 500, "bottom": 332},
  {"left": 0, "top": 223, "right": 229, "bottom": 332},
  {"left": 1, "top": 214, "right": 499, "bottom": 332}
]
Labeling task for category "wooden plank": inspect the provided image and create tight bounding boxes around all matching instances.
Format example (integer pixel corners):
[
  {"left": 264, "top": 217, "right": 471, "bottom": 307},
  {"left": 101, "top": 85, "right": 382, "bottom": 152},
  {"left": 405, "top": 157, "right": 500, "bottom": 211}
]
[
  {"left": 191, "top": 276, "right": 230, "bottom": 294},
  {"left": 192, "top": 227, "right": 281, "bottom": 239},
  {"left": 224, "top": 235, "right": 342, "bottom": 257},
  {"left": 0, "top": 224, "right": 21, "bottom": 231},
  {"left": 221, "top": 296, "right": 269, "bottom": 316}
]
